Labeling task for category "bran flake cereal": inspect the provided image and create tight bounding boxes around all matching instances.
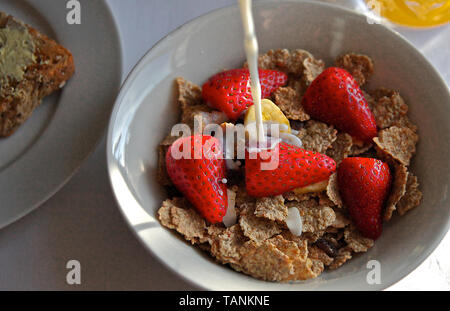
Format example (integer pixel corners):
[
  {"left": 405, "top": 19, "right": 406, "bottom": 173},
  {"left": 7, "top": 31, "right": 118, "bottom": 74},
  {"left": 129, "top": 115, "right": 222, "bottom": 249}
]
[
  {"left": 384, "top": 163, "right": 408, "bottom": 221},
  {"left": 158, "top": 198, "right": 207, "bottom": 244},
  {"left": 397, "top": 173, "right": 422, "bottom": 216},
  {"left": 210, "top": 224, "right": 247, "bottom": 265},
  {"left": 326, "top": 133, "right": 353, "bottom": 164},
  {"left": 344, "top": 226, "right": 374, "bottom": 253},
  {"left": 296, "top": 120, "right": 337, "bottom": 153},
  {"left": 308, "top": 245, "right": 334, "bottom": 266},
  {"left": 237, "top": 239, "right": 294, "bottom": 281},
  {"left": 329, "top": 247, "right": 353, "bottom": 270},
  {"left": 317, "top": 192, "right": 335, "bottom": 207},
  {"left": 326, "top": 173, "right": 343, "bottom": 208},
  {"left": 157, "top": 48, "right": 422, "bottom": 282},
  {"left": 335, "top": 53, "right": 374, "bottom": 86},
  {"left": 181, "top": 106, "right": 229, "bottom": 131},
  {"left": 255, "top": 195, "right": 288, "bottom": 222},
  {"left": 349, "top": 141, "right": 374, "bottom": 156},
  {"left": 157, "top": 134, "right": 180, "bottom": 186},
  {"left": 374, "top": 126, "right": 418, "bottom": 166},
  {"left": 371, "top": 90, "right": 409, "bottom": 130},
  {"left": 250, "top": 49, "right": 324, "bottom": 80},
  {"left": 286, "top": 199, "right": 336, "bottom": 233},
  {"left": 176, "top": 77, "right": 203, "bottom": 108},
  {"left": 239, "top": 204, "right": 282, "bottom": 242},
  {"left": 331, "top": 210, "right": 351, "bottom": 229},
  {"left": 273, "top": 86, "right": 310, "bottom": 121},
  {"left": 283, "top": 191, "right": 314, "bottom": 202}
]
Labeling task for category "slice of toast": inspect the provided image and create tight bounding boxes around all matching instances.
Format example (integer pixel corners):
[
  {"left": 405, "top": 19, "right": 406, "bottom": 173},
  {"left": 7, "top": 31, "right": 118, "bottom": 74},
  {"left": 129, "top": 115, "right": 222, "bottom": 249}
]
[{"left": 0, "top": 12, "right": 75, "bottom": 137}]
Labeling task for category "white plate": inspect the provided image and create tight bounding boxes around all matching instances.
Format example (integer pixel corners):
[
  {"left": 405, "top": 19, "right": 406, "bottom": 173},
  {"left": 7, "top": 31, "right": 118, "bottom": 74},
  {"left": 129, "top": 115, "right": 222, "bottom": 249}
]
[
  {"left": 0, "top": 0, "right": 122, "bottom": 227},
  {"left": 107, "top": 1, "right": 450, "bottom": 290}
]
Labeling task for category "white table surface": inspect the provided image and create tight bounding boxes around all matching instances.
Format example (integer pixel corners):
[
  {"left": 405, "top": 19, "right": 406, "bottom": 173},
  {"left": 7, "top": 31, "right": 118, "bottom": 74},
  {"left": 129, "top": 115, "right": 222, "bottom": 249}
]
[{"left": 0, "top": 0, "right": 448, "bottom": 290}]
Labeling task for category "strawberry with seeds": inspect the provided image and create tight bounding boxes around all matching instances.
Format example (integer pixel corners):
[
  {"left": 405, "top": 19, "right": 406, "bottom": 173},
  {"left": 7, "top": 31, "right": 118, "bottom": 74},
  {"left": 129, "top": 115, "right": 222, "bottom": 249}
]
[
  {"left": 301, "top": 67, "right": 377, "bottom": 143},
  {"left": 246, "top": 142, "right": 336, "bottom": 197},
  {"left": 166, "top": 135, "right": 227, "bottom": 223},
  {"left": 338, "top": 157, "right": 392, "bottom": 239},
  {"left": 202, "top": 69, "right": 288, "bottom": 120}
]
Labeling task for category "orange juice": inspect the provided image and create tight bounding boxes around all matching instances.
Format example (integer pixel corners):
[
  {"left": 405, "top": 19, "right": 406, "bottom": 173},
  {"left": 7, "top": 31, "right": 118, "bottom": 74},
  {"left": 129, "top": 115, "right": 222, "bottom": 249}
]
[{"left": 366, "top": 0, "right": 450, "bottom": 27}]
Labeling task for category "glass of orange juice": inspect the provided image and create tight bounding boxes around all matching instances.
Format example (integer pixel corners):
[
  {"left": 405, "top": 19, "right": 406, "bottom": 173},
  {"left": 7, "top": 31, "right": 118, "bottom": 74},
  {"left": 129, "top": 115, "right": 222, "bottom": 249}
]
[{"left": 365, "top": 0, "right": 450, "bottom": 27}]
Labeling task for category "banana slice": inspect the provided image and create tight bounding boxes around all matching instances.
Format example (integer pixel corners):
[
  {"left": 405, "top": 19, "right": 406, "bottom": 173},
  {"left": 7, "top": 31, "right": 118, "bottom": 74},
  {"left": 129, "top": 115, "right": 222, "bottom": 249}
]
[
  {"left": 244, "top": 99, "right": 291, "bottom": 133},
  {"left": 292, "top": 180, "right": 329, "bottom": 195}
]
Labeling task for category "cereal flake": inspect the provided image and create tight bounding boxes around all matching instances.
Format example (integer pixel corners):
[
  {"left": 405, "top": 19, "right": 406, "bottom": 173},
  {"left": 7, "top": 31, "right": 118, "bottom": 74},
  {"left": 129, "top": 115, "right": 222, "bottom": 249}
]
[
  {"left": 374, "top": 126, "right": 418, "bottom": 166},
  {"left": 329, "top": 247, "right": 352, "bottom": 270},
  {"left": 158, "top": 198, "right": 207, "bottom": 244},
  {"left": 349, "top": 141, "right": 374, "bottom": 156},
  {"left": 335, "top": 53, "right": 374, "bottom": 86},
  {"left": 344, "top": 226, "right": 374, "bottom": 253},
  {"left": 331, "top": 209, "right": 351, "bottom": 228},
  {"left": 273, "top": 87, "right": 310, "bottom": 121},
  {"left": 283, "top": 191, "right": 314, "bottom": 202},
  {"left": 296, "top": 120, "right": 337, "bottom": 153},
  {"left": 326, "top": 173, "right": 343, "bottom": 208},
  {"left": 397, "top": 173, "right": 422, "bottom": 216},
  {"left": 210, "top": 224, "right": 247, "bottom": 265},
  {"left": 176, "top": 77, "right": 202, "bottom": 109},
  {"left": 308, "top": 245, "right": 333, "bottom": 266},
  {"left": 326, "top": 133, "right": 353, "bottom": 164},
  {"left": 255, "top": 195, "right": 288, "bottom": 222},
  {"left": 239, "top": 204, "right": 281, "bottom": 242},
  {"left": 384, "top": 164, "right": 408, "bottom": 221},
  {"left": 317, "top": 192, "right": 335, "bottom": 206},
  {"left": 302, "top": 56, "right": 325, "bottom": 85},
  {"left": 277, "top": 232, "right": 309, "bottom": 262},
  {"left": 252, "top": 49, "right": 324, "bottom": 80},
  {"left": 286, "top": 199, "right": 336, "bottom": 233},
  {"left": 270, "top": 235, "right": 305, "bottom": 260},
  {"left": 270, "top": 235, "right": 320, "bottom": 281},
  {"left": 176, "top": 77, "right": 228, "bottom": 130},
  {"left": 181, "top": 105, "right": 228, "bottom": 131},
  {"left": 232, "top": 184, "right": 257, "bottom": 208},
  {"left": 157, "top": 134, "right": 180, "bottom": 186},
  {"left": 371, "top": 90, "right": 409, "bottom": 130},
  {"left": 237, "top": 240, "right": 294, "bottom": 281},
  {"left": 287, "top": 257, "right": 322, "bottom": 280}
]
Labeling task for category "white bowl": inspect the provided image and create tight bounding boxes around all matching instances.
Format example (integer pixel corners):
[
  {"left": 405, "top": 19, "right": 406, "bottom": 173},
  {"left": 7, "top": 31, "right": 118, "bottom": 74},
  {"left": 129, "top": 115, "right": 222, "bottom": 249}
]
[{"left": 107, "top": 0, "right": 450, "bottom": 290}]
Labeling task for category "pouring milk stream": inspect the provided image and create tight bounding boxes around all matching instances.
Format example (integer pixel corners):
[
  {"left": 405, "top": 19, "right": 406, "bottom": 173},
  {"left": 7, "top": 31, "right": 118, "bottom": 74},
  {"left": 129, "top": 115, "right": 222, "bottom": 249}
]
[
  {"left": 238, "top": 0, "right": 301, "bottom": 151},
  {"left": 224, "top": 0, "right": 269, "bottom": 228},
  {"left": 238, "top": 0, "right": 265, "bottom": 145},
  {"left": 235, "top": 0, "right": 303, "bottom": 235}
]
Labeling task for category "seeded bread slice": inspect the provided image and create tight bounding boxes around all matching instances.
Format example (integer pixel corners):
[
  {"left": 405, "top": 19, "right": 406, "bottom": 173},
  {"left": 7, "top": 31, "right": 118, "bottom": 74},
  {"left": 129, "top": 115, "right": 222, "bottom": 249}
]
[{"left": 0, "top": 12, "right": 75, "bottom": 137}]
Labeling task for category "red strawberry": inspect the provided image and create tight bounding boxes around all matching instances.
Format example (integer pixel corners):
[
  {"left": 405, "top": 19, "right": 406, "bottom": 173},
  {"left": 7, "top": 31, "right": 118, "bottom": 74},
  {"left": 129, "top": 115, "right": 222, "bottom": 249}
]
[
  {"left": 166, "top": 135, "right": 227, "bottom": 223},
  {"left": 245, "top": 142, "right": 336, "bottom": 197},
  {"left": 337, "top": 157, "right": 392, "bottom": 239},
  {"left": 301, "top": 67, "right": 377, "bottom": 143},
  {"left": 202, "top": 69, "right": 287, "bottom": 120}
]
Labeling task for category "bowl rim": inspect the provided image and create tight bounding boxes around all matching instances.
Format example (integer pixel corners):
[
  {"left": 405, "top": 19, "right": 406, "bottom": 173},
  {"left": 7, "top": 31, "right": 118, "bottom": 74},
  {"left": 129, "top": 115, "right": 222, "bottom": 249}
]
[{"left": 106, "top": 0, "right": 450, "bottom": 291}]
